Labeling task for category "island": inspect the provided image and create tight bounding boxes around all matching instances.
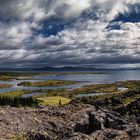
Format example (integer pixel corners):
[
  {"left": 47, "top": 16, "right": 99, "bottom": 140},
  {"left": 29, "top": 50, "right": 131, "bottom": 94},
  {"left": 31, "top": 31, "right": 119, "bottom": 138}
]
[{"left": 17, "top": 80, "right": 77, "bottom": 87}]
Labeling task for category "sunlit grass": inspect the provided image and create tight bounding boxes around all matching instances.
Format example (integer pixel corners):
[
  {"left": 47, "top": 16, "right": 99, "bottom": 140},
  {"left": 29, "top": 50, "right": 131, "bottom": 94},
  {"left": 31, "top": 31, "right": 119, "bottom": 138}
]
[{"left": 37, "top": 96, "right": 71, "bottom": 106}]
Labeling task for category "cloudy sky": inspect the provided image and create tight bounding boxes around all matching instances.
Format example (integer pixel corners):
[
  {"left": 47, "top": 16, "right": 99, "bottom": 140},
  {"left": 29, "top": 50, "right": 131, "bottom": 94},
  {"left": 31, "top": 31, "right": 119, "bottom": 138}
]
[{"left": 0, "top": 0, "right": 140, "bottom": 68}]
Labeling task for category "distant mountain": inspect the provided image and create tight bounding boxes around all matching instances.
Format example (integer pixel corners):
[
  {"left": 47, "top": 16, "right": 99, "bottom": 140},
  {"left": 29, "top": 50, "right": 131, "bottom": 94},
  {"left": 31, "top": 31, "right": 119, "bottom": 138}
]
[
  {"left": 0, "top": 66, "right": 97, "bottom": 72},
  {"left": 36, "top": 66, "right": 97, "bottom": 71},
  {"left": 0, "top": 66, "right": 139, "bottom": 72},
  {"left": 0, "top": 68, "right": 35, "bottom": 72}
]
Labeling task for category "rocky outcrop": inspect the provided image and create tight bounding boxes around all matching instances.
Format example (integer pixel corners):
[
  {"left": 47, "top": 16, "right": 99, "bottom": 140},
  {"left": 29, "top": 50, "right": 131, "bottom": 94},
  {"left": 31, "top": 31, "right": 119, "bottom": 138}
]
[
  {"left": 0, "top": 104, "right": 140, "bottom": 140},
  {"left": 70, "top": 129, "right": 129, "bottom": 140},
  {"left": 74, "top": 110, "right": 140, "bottom": 140}
]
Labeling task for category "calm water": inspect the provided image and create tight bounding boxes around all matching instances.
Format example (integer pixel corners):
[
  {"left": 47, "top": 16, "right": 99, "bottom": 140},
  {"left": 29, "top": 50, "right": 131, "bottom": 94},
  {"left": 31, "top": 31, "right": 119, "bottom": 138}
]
[
  {"left": 75, "top": 93, "right": 107, "bottom": 98},
  {"left": 0, "top": 70, "right": 139, "bottom": 94}
]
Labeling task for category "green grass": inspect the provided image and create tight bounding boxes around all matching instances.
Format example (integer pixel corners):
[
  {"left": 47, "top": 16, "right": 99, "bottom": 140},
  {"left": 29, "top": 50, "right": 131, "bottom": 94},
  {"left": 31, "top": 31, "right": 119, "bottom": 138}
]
[
  {"left": 0, "top": 90, "right": 36, "bottom": 98},
  {"left": 37, "top": 96, "right": 71, "bottom": 106},
  {"left": 0, "top": 90, "right": 25, "bottom": 98}
]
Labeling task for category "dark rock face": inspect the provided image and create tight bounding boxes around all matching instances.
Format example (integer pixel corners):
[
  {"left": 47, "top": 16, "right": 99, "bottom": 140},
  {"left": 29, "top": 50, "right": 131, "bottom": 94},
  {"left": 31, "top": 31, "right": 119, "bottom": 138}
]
[
  {"left": 74, "top": 112, "right": 102, "bottom": 134},
  {"left": 0, "top": 104, "right": 140, "bottom": 140},
  {"left": 74, "top": 110, "right": 106, "bottom": 135},
  {"left": 104, "top": 111, "right": 127, "bottom": 129},
  {"left": 27, "top": 133, "right": 47, "bottom": 140},
  {"left": 74, "top": 109, "right": 128, "bottom": 136}
]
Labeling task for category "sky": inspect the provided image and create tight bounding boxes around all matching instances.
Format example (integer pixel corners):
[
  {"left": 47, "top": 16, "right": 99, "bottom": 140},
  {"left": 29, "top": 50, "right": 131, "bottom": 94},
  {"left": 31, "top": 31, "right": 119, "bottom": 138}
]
[{"left": 0, "top": 0, "right": 140, "bottom": 69}]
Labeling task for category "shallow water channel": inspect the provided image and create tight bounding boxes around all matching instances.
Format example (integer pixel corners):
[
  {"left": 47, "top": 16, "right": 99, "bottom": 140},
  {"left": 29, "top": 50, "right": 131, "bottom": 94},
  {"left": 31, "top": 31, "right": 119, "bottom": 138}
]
[{"left": 0, "top": 70, "right": 139, "bottom": 96}]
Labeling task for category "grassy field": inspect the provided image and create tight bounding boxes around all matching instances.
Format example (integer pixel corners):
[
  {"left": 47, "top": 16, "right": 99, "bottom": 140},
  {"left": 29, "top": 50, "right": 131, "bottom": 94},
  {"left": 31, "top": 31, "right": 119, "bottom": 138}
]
[{"left": 37, "top": 96, "right": 71, "bottom": 106}]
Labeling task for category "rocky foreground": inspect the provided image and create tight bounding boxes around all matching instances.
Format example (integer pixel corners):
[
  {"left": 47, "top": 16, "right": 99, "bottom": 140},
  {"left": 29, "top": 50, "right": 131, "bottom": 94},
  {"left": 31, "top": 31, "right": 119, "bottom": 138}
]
[{"left": 1, "top": 103, "right": 140, "bottom": 140}]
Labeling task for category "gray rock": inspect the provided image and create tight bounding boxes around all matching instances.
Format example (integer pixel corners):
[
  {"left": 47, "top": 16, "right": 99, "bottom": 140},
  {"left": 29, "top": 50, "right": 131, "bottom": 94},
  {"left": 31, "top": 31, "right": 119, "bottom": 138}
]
[{"left": 0, "top": 104, "right": 140, "bottom": 140}]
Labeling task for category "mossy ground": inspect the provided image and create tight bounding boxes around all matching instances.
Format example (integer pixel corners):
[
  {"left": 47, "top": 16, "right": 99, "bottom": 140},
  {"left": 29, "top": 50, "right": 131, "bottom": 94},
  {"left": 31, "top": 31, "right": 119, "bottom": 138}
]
[{"left": 13, "top": 135, "right": 26, "bottom": 140}]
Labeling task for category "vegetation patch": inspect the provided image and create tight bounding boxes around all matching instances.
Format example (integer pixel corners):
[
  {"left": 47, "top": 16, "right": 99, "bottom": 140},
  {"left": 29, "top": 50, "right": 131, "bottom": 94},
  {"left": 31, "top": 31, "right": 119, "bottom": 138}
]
[
  {"left": 37, "top": 96, "right": 71, "bottom": 106},
  {"left": 17, "top": 80, "right": 77, "bottom": 87},
  {"left": 0, "top": 84, "right": 12, "bottom": 88},
  {"left": 13, "top": 135, "right": 26, "bottom": 140},
  {"left": 0, "top": 90, "right": 34, "bottom": 98},
  {"left": 0, "top": 96, "right": 38, "bottom": 107},
  {"left": 0, "top": 90, "right": 39, "bottom": 107},
  {"left": 0, "top": 72, "right": 38, "bottom": 81},
  {"left": 0, "top": 79, "right": 140, "bottom": 109}
]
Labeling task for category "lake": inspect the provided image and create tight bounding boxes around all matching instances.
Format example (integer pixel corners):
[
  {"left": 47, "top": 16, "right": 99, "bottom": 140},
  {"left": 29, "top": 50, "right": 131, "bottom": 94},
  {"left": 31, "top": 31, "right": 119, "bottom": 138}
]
[{"left": 0, "top": 70, "right": 140, "bottom": 94}]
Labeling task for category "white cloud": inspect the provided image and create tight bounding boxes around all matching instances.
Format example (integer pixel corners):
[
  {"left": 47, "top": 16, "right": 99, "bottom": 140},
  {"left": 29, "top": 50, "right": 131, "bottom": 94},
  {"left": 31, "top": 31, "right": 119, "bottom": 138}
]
[{"left": 0, "top": 0, "right": 139, "bottom": 68}]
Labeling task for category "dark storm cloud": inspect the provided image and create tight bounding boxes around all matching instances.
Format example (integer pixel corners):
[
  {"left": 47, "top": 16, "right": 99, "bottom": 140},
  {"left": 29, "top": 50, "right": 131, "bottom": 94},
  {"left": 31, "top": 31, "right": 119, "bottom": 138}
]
[{"left": 0, "top": 0, "right": 139, "bottom": 68}]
